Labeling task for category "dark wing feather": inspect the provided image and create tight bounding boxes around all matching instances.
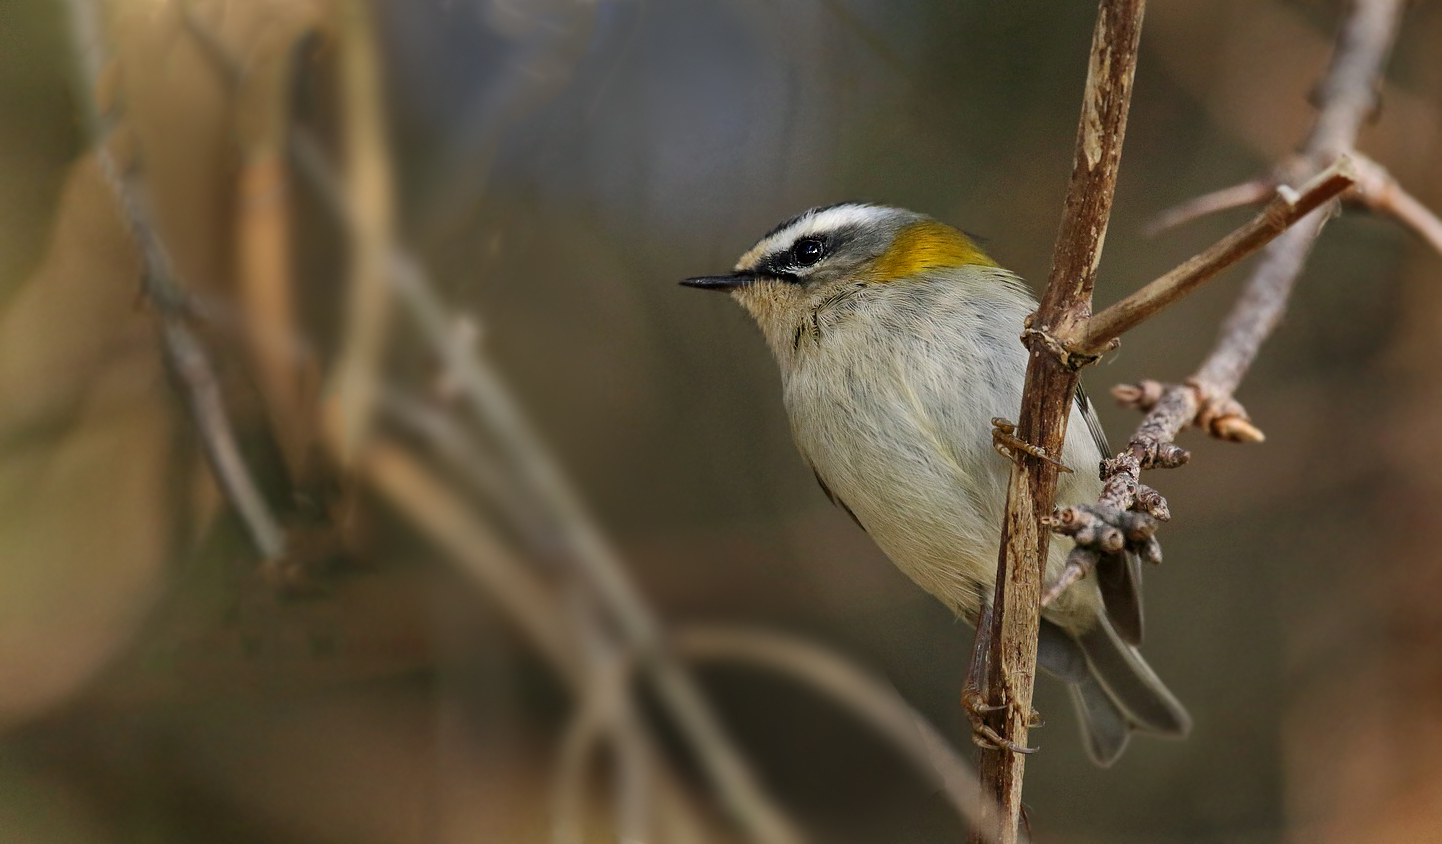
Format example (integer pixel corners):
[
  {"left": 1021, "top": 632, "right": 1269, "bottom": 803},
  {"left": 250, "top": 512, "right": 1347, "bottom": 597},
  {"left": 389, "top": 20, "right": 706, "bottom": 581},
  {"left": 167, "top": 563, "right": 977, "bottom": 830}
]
[
  {"left": 813, "top": 468, "right": 866, "bottom": 532},
  {"left": 1075, "top": 385, "right": 1113, "bottom": 462},
  {"left": 1074, "top": 386, "right": 1145, "bottom": 645}
]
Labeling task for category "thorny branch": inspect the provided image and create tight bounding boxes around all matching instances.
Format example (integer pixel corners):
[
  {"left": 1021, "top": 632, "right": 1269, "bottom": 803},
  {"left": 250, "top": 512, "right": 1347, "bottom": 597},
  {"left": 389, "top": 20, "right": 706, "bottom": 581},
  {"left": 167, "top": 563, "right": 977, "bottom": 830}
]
[{"left": 1043, "top": 0, "right": 1417, "bottom": 606}]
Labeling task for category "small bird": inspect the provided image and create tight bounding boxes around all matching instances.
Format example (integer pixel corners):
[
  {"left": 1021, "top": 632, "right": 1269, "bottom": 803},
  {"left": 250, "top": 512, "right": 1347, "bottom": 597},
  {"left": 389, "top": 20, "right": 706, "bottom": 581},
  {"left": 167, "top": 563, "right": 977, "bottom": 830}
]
[{"left": 682, "top": 202, "right": 1190, "bottom": 765}]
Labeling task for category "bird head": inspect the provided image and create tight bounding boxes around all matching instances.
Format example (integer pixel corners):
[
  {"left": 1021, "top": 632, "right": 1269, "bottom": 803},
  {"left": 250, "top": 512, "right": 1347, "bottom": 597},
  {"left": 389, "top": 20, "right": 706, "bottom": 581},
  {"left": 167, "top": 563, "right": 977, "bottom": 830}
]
[{"left": 682, "top": 203, "right": 997, "bottom": 358}]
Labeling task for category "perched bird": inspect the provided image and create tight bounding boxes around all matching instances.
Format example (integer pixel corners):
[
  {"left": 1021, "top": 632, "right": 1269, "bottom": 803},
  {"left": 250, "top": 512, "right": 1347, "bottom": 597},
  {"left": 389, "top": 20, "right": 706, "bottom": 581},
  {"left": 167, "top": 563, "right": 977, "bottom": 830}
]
[{"left": 682, "top": 202, "right": 1189, "bottom": 765}]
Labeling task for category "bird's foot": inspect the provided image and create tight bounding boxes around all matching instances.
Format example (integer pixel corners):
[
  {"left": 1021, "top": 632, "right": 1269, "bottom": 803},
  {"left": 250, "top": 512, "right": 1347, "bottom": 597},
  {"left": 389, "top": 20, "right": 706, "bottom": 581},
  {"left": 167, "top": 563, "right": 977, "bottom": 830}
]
[
  {"left": 991, "top": 418, "right": 1072, "bottom": 473},
  {"left": 962, "top": 688, "right": 1040, "bottom": 755}
]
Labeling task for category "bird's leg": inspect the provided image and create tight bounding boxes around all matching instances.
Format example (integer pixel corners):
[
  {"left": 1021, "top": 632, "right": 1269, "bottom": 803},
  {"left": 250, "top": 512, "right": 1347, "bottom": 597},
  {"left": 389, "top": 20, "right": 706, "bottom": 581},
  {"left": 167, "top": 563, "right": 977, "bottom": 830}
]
[
  {"left": 962, "top": 603, "right": 1039, "bottom": 754},
  {"left": 991, "top": 417, "right": 1072, "bottom": 473}
]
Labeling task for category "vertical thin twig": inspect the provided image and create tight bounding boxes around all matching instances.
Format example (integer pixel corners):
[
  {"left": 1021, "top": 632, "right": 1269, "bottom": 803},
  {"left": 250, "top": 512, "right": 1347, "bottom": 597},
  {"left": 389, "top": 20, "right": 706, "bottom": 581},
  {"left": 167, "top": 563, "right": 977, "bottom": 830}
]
[
  {"left": 234, "top": 38, "right": 315, "bottom": 479},
  {"left": 326, "top": 0, "right": 397, "bottom": 462},
  {"left": 976, "top": 2, "right": 1146, "bottom": 841}
]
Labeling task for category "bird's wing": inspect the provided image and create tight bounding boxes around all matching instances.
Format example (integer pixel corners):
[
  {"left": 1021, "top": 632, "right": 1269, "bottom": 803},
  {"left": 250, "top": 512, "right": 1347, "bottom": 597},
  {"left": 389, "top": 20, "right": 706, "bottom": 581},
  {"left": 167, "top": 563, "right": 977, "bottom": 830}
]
[
  {"left": 1074, "top": 385, "right": 1145, "bottom": 645},
  {"left": 812, "top": 466, "right": 866, "bottom": 532},
  {"left": 1075, "top": 384, "right": 1113, "bottom": 462}
]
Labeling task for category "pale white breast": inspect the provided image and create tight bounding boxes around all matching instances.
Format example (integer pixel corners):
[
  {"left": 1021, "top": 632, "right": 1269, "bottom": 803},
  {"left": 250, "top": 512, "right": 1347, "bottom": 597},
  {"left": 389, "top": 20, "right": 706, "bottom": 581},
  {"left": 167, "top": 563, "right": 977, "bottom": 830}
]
[{"left": 781, "top": 270, "right": 1105, "bottom": 626}]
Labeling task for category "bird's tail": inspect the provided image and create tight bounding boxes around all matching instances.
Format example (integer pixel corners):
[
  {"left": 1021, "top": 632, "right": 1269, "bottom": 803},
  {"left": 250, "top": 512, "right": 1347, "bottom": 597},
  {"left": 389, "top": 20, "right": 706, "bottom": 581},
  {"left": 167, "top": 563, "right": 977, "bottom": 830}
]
[{"left": 1038, "top": 616, "right": 1191, "bottom": 766}]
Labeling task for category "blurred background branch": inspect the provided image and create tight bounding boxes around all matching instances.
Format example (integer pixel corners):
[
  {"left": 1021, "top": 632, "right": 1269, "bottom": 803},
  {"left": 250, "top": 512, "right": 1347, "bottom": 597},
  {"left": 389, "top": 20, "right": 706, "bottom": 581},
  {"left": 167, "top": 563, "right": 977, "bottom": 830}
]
[
  {"left": 48, "top": 1, "right": 1011, "bottom": 842},
  {"left": 64, "top": 0, "right": 289, "bottom": 564}
]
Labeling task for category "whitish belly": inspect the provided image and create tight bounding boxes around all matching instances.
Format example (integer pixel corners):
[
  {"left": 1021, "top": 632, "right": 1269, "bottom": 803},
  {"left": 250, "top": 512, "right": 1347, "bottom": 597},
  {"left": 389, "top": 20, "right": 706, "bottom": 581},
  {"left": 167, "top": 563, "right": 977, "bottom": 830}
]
[{"left": 783, "top": 333, "right": 1103, "bottom": 624}]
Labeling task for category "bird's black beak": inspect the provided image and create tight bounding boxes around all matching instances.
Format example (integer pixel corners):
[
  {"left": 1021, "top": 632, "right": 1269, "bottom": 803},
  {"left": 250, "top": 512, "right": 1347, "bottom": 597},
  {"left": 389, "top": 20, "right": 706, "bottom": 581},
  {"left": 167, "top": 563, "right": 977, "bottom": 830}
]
[{"left": 680, "top": 272, "right": 758, "bottom": 291}]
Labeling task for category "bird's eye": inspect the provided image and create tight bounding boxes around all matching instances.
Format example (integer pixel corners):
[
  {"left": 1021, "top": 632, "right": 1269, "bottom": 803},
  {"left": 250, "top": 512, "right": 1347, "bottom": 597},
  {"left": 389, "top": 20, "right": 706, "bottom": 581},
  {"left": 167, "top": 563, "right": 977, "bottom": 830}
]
[{"left": 791, "top": 237, "right": 826, "bottom": 267}]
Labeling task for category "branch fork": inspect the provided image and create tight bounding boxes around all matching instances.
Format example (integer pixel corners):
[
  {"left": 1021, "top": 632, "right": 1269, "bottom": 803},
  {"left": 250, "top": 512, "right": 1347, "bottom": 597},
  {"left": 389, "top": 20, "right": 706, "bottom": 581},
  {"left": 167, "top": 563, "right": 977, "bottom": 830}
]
[
  {"left": 1019, "top": 324, "right": 1114, "bottom": 372},
  {"left": 1150, "top": 151, "right": 1442, "bottom": 259}
]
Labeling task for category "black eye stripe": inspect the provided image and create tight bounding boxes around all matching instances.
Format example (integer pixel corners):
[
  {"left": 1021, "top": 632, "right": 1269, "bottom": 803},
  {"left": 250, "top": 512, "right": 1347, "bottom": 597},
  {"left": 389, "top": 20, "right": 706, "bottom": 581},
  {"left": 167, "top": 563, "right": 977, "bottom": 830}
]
[{"left": 752, "top": 227, "right": 856, "bottom": 282}]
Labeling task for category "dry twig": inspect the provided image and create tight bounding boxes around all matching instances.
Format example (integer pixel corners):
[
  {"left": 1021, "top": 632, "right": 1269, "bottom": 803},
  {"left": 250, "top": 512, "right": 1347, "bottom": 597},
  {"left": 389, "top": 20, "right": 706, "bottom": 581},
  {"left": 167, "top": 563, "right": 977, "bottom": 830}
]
[
  {"left": 1076, "top": 160, "right": 1357, "bottom": 356},
  {"left": 1145, "top": 178, "right": 1277, "bottom": 236},
  {"left": 975, "top": 2, "right": 1145, "bottom": 840},
  {"left": 1350, "top": 152, "right": 1442, "bottom": 256},
  {"left": 1044, "top": 0, "right": 1413, "bottom": 603}
]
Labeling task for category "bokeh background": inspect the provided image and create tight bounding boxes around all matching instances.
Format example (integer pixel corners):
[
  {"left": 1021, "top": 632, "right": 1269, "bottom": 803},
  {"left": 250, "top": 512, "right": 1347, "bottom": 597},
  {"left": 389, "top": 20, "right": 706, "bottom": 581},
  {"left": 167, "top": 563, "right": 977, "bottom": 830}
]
[{"left": 2, "top": 0, "right": 1441, "bottom": 842}]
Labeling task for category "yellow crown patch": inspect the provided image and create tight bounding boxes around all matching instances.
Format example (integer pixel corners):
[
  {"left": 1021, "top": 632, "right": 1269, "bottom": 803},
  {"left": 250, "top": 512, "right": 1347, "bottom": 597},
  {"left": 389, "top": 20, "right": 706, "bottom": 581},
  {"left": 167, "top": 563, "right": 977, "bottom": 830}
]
[{"left": 869, "top": 221, "right": 997, "bottom": 282}]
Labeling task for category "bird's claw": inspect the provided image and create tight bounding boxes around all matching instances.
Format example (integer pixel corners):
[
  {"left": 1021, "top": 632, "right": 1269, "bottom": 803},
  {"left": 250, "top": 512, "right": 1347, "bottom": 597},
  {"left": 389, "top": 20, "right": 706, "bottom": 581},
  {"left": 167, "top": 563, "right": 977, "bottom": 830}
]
[
  {"left": 962, "top": 689, "right": 1041, "bottom": 755},
  {"left": 991, "top": 418, "right": 1072, "bottom": 473},
  {"left": 969, "top": 722, "right": 1040, "bottom": 755}
]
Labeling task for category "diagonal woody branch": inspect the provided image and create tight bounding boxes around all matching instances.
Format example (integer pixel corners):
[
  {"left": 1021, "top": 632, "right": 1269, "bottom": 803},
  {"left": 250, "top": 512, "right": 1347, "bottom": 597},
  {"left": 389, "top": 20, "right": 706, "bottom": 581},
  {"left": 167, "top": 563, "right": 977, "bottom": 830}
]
[
  {"left": 1076, "top": 160, "right": 1357, "bottom": 356},
  {"left": 1147, "top": 154, "right": 1442, "bottom": 257},
  {"left": 1349, "top": 153, "right": 1442, "bottom": 258}
]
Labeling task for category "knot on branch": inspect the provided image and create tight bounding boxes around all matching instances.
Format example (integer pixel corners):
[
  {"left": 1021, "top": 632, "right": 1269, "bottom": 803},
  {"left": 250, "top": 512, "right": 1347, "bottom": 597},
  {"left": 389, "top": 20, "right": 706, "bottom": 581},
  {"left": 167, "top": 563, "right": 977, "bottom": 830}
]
[
  {"left": 1097, "top": 454, "right": 1172, "bottom": 518},
  {"left": 1111, "top": 378, "right": 1165, "bottom": 411},
  {"left": 1139, "top": 440, "right": 1191, "bottom": 470},
  {"left": 1047, "top": 503, "right": 1157, "bottom": 548},
  {"left": 1185, "top": 379, "right": 1267, "bottom": 443},
  {"left": 1114, "top": 379, "right": 1265, "bottom": 444},
  {"left": 1041, "top": 504, "right": 1164, "bottom": 609},
  {"left": 1109, "top": 435, "right": 1189, "bottom": 474},
  {"left": 1134, "top": 483, "right": 1171, "bottom": 521},
  {"left": 1021, "top": 325, "right": 1115, "bottom": 371}
]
